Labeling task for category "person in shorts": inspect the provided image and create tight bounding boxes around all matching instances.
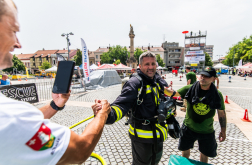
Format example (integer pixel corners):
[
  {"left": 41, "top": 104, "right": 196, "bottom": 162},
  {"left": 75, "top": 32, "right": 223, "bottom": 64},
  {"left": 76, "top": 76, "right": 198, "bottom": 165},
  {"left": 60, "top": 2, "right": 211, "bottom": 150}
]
[{"left": 164, "top": 67, "right": 226, "bottom": 163}]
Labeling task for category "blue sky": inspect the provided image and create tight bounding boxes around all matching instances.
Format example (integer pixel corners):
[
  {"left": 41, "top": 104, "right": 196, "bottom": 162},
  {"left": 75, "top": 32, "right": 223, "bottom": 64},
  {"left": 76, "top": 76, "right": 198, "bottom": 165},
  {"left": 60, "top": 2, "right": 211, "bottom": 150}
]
[{"left": 13, "top": 0, "right": 252, "bottom": 60}]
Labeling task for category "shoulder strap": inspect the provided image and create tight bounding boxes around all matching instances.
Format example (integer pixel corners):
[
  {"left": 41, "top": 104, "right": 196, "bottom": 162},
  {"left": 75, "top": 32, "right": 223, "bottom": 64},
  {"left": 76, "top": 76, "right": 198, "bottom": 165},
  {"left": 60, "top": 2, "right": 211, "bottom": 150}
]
[{"left": 131, "top": 73, "right": 144, "bottom": 105}]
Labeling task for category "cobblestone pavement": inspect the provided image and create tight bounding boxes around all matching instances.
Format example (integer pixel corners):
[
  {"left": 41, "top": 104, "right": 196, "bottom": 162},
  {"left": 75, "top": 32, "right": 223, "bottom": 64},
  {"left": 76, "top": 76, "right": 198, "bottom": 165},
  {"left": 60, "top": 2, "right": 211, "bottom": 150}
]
[{"left": 35, "top": 73, "right": 252, "bottom": 164}]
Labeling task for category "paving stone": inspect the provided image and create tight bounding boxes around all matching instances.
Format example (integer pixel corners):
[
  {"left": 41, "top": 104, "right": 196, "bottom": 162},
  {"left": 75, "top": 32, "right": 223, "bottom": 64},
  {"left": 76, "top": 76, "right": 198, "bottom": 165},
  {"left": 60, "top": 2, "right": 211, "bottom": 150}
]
[{"left": 35, "top": 76, "right": 252, "bottom": 165}]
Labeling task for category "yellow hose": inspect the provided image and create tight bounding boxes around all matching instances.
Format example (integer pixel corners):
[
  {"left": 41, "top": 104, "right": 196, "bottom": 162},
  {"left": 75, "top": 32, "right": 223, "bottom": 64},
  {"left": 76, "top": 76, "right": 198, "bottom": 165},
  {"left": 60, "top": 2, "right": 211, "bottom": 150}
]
[
  {"left": 91, "top": 152, "right": 107, "bottom": 165},
  {"left": 69, "top": 115, "right": 107, "bottom": 165},
  {"left": 69, "top": 115, "right": 94, "bottom": 129}
]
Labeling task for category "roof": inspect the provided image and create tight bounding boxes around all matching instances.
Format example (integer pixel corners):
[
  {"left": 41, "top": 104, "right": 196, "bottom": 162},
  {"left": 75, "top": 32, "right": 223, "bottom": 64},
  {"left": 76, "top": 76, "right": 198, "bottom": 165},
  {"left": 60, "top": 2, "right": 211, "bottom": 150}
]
[
  {"left": 95, "top": 47, "right": 109, "bottom": 53},
  {"left": 34, "top": 50, "right": 59, "bottom": 58},
  {"left": 134, "top": 46, "right": 164, "bottom": 52},
  {"left": 68, "top": 49, "right": 78, "bottom": 59},
  {"left": 16, "top": 53, "right": 35, "bottom": 59}
]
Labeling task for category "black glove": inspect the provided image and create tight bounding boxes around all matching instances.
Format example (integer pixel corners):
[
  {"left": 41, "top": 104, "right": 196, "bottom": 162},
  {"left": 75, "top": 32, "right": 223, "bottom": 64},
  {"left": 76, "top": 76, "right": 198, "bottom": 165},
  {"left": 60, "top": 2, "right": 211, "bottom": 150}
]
[{"left": 166, "top": 115, "right": 181, "bottom": 139}]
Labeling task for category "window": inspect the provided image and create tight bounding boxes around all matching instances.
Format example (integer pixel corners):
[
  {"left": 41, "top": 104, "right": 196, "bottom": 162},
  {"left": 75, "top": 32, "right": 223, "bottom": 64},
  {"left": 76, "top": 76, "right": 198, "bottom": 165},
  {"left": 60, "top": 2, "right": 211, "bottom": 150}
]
[
  {"left": 28, "top": 63, "right": 30, "bottom": 67},
  {"left": 96, "top": 55, "right": 98, "bottom": 59},
  {"left": 53, "top": 60, "right": 56, "bottom": 65},
  {"left": 175, "top": 60, "right": 180, "bottom": 63}
]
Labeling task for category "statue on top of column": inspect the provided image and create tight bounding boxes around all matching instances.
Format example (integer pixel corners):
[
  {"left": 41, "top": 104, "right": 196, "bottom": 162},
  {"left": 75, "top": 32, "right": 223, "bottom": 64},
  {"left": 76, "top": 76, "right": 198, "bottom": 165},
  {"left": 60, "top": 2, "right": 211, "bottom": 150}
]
[{"left": 129, "top": 24, "right": 134, "bottom": 35}]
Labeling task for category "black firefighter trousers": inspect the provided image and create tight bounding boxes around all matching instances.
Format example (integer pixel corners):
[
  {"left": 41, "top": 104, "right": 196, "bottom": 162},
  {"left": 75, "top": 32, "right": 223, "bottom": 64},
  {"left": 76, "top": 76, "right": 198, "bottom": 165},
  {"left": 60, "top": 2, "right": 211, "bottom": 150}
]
[{"left": 131, "top": 139, "right": 163, "bottom": 165}]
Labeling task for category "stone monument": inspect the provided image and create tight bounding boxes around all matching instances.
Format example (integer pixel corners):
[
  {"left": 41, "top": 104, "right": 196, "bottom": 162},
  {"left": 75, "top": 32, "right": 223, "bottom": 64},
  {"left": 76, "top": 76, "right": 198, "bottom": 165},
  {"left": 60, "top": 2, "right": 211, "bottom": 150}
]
[{"left": 127, "top": 24, "right": 137, "bottom": 70}]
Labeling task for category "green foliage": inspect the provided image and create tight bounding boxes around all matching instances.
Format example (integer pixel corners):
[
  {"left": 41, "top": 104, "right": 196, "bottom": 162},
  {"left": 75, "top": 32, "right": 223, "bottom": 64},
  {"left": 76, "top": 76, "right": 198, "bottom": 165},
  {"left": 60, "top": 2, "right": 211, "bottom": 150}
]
[
  {"left": 204, "top": 52, "right": 213, "bottom": 66},
  {"left": 40, "top": 61, "right": 52, "bottom": 70},
  {"left": 134, "top": 48, "right": 147, "bottom": 64},
  {"left": 134, "top": 48, "right": 143, "bottom": 64},
  {"left": 223, "top": 35, "right": 252, "bottom": 66},
  {"left": 100, "top": 45, "right": 129, "bottom": 64},
  {"left": 73, "top": 49, "right": 82, "bottom": 66},
  {"left": 156, "top": 54, "right": 165, "bottom": 67},
  {"left": 113, "top": 59, "right": 121, "bottom": 65},
  {"left": 3, "top": 55, "right": 26, "bottom": 73}
]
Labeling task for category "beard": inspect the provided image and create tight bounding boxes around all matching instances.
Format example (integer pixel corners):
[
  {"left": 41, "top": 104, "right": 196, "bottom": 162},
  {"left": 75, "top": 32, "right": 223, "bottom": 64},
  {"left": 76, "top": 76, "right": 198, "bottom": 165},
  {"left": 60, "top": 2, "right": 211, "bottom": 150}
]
[{"left": 0, "top": 52, "right": 13, "bottom": 70}]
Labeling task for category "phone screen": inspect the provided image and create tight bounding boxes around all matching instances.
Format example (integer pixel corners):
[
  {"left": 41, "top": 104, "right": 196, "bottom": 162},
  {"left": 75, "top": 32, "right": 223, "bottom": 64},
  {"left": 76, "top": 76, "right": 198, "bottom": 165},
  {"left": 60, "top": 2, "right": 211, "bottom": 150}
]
[{"left": 52, "top": 61, "right": 75, "bottom": 94}]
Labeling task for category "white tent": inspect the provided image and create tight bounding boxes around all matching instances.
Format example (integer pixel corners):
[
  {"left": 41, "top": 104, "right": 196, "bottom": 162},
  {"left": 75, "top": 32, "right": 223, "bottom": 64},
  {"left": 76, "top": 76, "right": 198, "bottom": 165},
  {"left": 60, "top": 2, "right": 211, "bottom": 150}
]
[
  {"left": 213, "top": 63, "right": 229, "bottom": 69},
  {"left": 90, "top": 64, "right": 98, "bottom": 70},
  {"left": 45, "top": 66, "right": 57, "bottom": 72},
  {"left": 157, "top": 66, "right": 166, "bottom": 70}
]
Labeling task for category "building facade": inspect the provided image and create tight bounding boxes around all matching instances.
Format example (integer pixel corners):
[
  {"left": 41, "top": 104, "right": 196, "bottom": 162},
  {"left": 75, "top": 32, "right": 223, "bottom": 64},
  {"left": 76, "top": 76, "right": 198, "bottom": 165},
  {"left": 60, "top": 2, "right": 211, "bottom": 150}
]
[
  {"left": 162, "top": 42, "right": 184, "bottom": 69},
  {"left": 29, "top": 49, "right": 77, "bottom": 74},
  {"left": 16, "top": 53, "right": 35, "bottom": 73},
  {"left": 205, "top": 45, "right": 214, "bottom": 59}
]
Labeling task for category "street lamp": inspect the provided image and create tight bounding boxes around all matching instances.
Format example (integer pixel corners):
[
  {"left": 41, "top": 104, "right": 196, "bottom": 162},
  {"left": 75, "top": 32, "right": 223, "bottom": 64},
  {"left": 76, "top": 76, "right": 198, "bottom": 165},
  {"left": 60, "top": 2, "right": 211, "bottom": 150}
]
[{"left": 61, "top": 32, "right": 74, "bottom": 61}]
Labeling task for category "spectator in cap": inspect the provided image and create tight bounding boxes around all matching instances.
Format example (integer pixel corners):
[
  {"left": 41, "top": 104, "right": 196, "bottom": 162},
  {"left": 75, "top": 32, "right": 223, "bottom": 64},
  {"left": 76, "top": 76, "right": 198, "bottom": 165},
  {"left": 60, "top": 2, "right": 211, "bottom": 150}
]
[{"left": 164, "top": 66, "right": 226, "bottom": 163}]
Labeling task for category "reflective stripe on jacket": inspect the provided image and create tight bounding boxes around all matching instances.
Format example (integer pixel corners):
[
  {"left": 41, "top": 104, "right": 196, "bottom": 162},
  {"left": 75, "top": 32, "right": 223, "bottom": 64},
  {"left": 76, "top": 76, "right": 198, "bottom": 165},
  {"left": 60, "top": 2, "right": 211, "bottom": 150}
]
[{"left": 106, "top": 70, "right": 168, "bottom": 143}]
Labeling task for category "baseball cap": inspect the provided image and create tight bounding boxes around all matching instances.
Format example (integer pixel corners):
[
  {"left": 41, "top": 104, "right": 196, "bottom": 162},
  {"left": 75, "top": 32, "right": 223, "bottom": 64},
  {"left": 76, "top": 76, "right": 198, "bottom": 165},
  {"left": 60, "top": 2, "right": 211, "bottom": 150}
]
[{"left": 199, "top": 66, "right": 217, "bottom": 77}]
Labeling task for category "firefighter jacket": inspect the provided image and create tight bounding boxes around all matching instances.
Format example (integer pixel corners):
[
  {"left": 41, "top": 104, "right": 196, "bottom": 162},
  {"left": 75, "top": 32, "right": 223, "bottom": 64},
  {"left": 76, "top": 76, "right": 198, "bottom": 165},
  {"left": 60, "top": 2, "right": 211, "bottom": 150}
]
[{"left": 106, "top": 69, "right": 169, "bottom": 143}]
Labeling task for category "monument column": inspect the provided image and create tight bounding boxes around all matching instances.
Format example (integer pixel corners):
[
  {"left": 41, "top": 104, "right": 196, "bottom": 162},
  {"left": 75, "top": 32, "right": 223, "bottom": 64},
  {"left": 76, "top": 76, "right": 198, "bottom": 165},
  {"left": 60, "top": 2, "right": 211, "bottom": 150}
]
[{"left": 127, "top": 24, "right": 137, "bottom": 70}]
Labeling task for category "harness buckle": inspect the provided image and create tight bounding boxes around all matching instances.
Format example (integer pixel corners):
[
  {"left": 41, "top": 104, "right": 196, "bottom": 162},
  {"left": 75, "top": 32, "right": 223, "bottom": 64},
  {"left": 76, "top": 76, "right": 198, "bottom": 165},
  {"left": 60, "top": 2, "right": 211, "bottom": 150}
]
[
  {"left": 142, "top": 120, "right": 150, "bottom": 125},
  {"left": 137, "top": 98, "right": 143, "bottom": 105}
]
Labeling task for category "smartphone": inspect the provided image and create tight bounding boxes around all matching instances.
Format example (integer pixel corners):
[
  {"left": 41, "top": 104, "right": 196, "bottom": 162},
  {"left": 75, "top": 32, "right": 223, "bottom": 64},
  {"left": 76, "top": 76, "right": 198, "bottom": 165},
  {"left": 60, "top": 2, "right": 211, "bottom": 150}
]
[{"left": 52, "top": 61, "right": 75, "bottom": 94}]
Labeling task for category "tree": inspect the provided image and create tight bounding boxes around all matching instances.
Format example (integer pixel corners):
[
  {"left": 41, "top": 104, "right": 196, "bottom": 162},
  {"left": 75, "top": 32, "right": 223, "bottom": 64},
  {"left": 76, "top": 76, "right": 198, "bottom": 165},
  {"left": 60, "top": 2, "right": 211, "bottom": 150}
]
[
  {"left": 156, "top": 54, "right": 165, "bottom": 67},
  {"left": 223, "top": 35, "right": 252, "bottom": 66},
  {"left": 73, "top": 49, "right": 82, "bottom": 66},
  {"left": 3, "top": 55, "right": 26, "bottom": 73},
  {"left": 113, "top": 59, "right": 121, "bottom": 65},
  {"left": 204, "top": 52, "right": 213, "bottom": 66},
  {"left": 134, "top": 48, "right": 143, "bottom": 64},
  {"left": 40, "top": 61, "right": 51, "bottom": 70},
  {"left": 100, "top": 45, "right": 129, "bottom": 64}
]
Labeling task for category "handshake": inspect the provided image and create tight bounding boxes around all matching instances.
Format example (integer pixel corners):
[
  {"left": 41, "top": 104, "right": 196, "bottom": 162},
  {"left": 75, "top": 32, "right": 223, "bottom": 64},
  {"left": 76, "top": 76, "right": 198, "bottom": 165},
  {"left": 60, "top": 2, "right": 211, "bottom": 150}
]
[{"left": 91, "top": 99, "right": 111, "bottom": 117}]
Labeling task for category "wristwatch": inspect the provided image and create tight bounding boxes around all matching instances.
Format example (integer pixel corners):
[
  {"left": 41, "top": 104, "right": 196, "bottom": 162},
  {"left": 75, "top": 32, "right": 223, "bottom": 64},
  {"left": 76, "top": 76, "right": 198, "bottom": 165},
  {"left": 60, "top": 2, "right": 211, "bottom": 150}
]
[{"left": 50, "top": 100, "right": 65, "bottom": 111}]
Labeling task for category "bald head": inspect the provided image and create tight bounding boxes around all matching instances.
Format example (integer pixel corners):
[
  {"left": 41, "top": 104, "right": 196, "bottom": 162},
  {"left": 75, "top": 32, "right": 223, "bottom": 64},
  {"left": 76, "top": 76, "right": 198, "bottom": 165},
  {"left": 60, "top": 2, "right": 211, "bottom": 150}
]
[
  {"left": 0, "top": 0, "right": 21, "bottom": 70},
  {"left": 0, "top": 0, "right": 16, "bottom": 21}
]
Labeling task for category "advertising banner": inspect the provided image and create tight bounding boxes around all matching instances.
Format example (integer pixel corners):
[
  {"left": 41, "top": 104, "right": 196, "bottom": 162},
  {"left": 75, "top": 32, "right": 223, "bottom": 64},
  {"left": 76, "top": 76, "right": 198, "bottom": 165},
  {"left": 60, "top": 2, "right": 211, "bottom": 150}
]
[
  {"left": 185, "top": 54, "right": 205, "bottom": 62},
  {"left": 81, "top": 38, "right": 90, "bottom": 83},
  {"left": 186, "top": 50, "right": 204, "bottom": 55},
  {"left": 0, "top": 83, "right": 39, "bottom": 103}
]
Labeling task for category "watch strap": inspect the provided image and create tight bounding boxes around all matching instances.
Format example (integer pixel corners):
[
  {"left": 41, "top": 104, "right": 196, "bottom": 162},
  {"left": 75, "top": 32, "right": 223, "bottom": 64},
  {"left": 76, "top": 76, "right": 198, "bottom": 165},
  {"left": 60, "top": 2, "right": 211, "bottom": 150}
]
[{"left": 50, "top": 100, "right": 65, "bottom": 111}]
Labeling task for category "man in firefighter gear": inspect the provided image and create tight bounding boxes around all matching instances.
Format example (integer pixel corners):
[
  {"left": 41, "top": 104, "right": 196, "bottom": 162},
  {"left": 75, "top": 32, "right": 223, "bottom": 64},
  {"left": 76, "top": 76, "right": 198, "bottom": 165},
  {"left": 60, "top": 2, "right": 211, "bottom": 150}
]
[{"left": 92, "top": 51, "right": 170, "bottom": 165}]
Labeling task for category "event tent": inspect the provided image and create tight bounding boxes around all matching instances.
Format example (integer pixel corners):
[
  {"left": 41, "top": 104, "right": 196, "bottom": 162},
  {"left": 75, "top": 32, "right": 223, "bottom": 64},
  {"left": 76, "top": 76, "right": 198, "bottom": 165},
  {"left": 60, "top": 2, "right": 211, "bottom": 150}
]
[
  {"left": 90, "top": 64, "right": 98, "bottom": 70},
  {"left": 157, "top": 66, "right": 166, "bottom": 69},
  {"left": 112, "top": 63, "right": 132, "bottom": 70},
  {"left": 96, "top": 64, "right": 115, "bottom": 70},
  {"left": 45, "top": 66, "right": 57, "bottom": 72},
  {"left": 213, "top": 63, "right": 229, "bottom": 69}
]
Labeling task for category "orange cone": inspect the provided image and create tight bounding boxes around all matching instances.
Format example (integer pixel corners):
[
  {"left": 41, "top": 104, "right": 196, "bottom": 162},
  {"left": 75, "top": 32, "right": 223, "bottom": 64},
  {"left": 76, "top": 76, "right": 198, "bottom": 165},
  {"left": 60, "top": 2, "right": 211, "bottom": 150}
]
[
  {"left": 241, "top": 109, "right": 251, "bottom": 122},
  {"left": 26, "top": 78, "right": 27, "bottom": 81},
  {"left": 224, "top": 95, "right": 229, "bottom": 104}
]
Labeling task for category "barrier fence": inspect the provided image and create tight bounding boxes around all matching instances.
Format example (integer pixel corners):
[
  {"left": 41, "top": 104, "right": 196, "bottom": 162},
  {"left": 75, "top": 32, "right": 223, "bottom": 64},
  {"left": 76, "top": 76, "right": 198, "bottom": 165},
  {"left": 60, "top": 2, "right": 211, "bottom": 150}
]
[{"left": 1, "top": 78, "right": 86, "bottom": 102}]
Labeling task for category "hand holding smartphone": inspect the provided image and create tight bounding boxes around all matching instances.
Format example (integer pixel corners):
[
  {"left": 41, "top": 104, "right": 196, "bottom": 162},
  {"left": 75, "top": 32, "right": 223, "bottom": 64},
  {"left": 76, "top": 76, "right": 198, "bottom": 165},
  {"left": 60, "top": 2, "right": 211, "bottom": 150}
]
[{"left": 52, "top": 61, "right": 75, "bottom": 94}]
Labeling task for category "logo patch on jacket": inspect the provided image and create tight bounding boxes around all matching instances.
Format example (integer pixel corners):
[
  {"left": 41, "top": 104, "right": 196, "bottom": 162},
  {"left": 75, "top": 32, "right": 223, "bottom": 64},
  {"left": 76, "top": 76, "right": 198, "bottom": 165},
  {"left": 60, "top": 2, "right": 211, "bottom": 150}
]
[{"left": 26, "top": 123, "right": 55, "bottom": 151}]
